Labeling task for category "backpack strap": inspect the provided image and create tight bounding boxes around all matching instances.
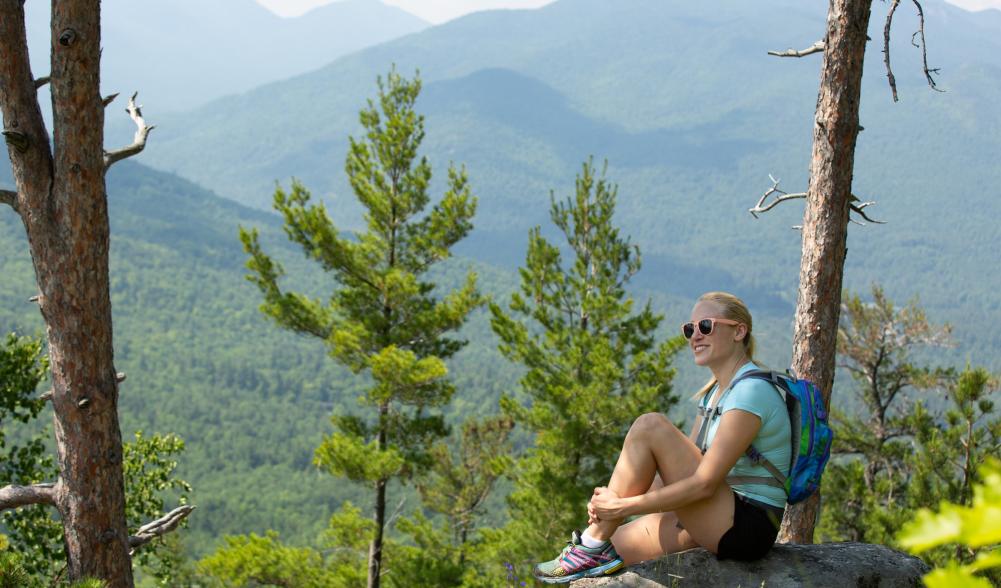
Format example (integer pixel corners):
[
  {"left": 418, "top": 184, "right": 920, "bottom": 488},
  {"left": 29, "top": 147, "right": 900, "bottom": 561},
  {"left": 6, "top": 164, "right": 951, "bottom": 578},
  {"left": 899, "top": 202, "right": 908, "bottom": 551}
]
[
  {"left": 695, "top": 370, "right": 780, "bottom": 455},
  {"left": 693, "top": 384, "right": 726, "bottom": 453},
  {"left": 725, "top": 370, "right": 792, "bottom": 489},
  {"left": 726, "top": 475, "right": 783, "bottom": 488}
]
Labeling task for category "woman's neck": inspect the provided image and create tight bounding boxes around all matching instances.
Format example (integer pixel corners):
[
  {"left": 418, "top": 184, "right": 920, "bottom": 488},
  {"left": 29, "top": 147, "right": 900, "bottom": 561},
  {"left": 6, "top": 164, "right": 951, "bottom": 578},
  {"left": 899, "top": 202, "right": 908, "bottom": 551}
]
[{"left": 711, "top": 352, "right": 750, "bottom": 393}]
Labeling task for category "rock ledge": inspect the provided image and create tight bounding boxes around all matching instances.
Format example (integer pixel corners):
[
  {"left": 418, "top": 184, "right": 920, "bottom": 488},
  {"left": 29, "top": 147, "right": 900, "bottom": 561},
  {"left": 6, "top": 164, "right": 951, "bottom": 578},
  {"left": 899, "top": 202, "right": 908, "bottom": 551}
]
[{"left": 573, "top": 542, "right": 928, "bottom": 587}]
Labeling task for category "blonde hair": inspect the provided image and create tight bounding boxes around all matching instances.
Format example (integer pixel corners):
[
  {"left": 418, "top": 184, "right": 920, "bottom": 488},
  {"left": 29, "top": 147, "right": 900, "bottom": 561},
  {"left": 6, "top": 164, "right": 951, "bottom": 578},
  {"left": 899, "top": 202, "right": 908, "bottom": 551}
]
[{"left": 690, "top": 292, "right": 759, "bottom": 403}]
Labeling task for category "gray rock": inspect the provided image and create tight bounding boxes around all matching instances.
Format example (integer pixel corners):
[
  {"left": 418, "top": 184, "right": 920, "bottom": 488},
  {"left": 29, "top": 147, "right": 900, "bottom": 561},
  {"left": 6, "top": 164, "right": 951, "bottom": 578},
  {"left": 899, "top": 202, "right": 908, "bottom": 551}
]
[{"left": 573, "top": 542, "right": 928, "bottom": 587}]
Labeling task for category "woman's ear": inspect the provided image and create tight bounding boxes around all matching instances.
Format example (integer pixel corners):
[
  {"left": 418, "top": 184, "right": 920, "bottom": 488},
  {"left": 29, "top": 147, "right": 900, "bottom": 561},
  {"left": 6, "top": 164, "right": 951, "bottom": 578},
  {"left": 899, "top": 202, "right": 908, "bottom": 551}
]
[{"left": 734, "top": 323, "right": 748, "bottom": 343}]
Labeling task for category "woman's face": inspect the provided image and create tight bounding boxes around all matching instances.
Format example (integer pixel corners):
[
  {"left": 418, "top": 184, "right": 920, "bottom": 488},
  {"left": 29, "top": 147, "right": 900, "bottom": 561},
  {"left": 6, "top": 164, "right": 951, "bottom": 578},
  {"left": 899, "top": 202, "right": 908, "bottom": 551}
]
[{"left": 687, "top": 300, "right": 744, "bottom": 368}]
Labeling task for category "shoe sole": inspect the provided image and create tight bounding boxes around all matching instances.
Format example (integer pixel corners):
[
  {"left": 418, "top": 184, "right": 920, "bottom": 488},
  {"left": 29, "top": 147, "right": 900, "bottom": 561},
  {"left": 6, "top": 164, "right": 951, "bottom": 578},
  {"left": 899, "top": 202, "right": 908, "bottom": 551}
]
[{"left": 534, "top": 559, "right": 624, "bottom": 584}]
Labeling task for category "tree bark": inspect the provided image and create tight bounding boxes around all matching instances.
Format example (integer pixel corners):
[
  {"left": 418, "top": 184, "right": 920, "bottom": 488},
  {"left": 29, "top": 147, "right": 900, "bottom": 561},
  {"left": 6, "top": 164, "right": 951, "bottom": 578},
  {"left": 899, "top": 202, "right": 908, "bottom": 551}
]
[
  {"left": 0, "top": 1, "right": 134, "bottom": 584},
  {"left": 367, "top": 402, "right": 390, "bottom": 588},
  {"left": 369, "top": 475, "right": 387, "bottom": 588},
  {"left": 779, "top": 0, "right": 874, "bottom": 544}
]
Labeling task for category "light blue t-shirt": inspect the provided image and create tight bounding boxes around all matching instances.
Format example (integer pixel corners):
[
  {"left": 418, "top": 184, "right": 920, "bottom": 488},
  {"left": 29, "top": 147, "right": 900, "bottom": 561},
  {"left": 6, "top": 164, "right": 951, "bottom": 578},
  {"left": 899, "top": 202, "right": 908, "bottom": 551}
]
[{"left": 700, "top": 362, "right": 791, "bottom": 508}]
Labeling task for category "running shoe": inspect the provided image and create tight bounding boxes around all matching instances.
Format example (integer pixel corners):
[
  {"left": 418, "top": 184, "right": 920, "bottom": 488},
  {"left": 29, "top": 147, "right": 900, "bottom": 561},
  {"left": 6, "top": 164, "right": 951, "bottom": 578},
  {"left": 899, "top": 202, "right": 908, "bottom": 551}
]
[{"left": 532, "top": 530, "right": 624, "bottom": 584}]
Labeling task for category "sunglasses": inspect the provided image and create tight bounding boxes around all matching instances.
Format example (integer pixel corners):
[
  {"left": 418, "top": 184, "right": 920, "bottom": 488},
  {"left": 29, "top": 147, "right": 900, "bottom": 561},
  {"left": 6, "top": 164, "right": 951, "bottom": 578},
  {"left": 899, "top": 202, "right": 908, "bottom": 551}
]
[{"left": 681, "top": 317, "right": 742, "bottom": 339}]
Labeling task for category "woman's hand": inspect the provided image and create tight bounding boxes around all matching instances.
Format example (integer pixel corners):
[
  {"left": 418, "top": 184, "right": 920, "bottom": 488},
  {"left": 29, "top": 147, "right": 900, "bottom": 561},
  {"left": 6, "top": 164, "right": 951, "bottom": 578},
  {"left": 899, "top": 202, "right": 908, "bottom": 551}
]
[{"left": 588, "top": 486, "right": 632, "bottom": 521}]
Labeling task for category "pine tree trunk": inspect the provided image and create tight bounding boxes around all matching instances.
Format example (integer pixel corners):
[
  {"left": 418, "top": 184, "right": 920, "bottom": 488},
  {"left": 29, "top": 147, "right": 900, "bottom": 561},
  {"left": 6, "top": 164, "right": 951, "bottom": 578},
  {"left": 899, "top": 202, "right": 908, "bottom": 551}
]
[
  {"left": 368, "top": 403, "right": 389, "bottom": 588},
  {"left": 368, "top": 478, "right": 387, "bottom": 588},
  {"left": 0, "top": 1, "right": 134, "bottom": 584},
  {"left": 779, "top": 0, "right": 873, "bottom": 544}
]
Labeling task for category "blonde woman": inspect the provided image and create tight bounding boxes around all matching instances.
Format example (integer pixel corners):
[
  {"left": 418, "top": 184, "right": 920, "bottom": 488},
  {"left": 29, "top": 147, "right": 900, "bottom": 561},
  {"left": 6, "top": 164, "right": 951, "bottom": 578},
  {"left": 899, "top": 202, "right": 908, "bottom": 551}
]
[{"left": 533, "top": 292, "right": 791, "bottom": 583}]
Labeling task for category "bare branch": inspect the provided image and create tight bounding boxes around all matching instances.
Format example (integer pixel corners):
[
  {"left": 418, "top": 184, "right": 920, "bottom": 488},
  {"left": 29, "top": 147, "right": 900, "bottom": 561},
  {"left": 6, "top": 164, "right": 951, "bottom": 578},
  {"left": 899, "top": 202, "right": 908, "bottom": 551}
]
[
  {"left": 0, "top": 189, "right": 17, "bottom": 212},
  {"left": 384, "top": 496, "right": 407, "bottom": 530},
  {"left": 748, "top": 175, "right": 807, "bottom": 220},
  {"left": 102, "top": 92, "right": 120, "bottom": 108},
  {"left": 884, "top": 0, "right": 902, "bottom": 102},
  {"left": 104, "top": 92, "right": 154, "bottom": 170},
  {"left": 910, "top": 0, "right": 943, "bottom": 93},
  {"left": 850, "top": 197, "right": 886, "bottom": 224},
  {"left": 0, "top": 482, "right": 56, "bottom": 510},
  {"left": 34, "top": 75, "right": 50, "bottom": 90},
  {"left": 39, "top": 389, "right": 53, "bottom": 402},
  {"left": 768, "top": 40, "right": 825, "bottom": 58},
  {"left": 750, "top": 177, "right": 885, "bottom": 227},
  {"left": 128, "top": 505, "right": 195, "bottom": 552}
]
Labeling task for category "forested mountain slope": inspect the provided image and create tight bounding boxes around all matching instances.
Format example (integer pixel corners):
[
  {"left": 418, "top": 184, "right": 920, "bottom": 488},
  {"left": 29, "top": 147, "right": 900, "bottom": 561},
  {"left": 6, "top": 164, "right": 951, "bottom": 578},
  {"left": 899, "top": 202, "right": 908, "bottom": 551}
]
[
  {"left": 141, "top": 0, "right": 1001, "bottom": 368},
  {"left": 0, "top": 161, "right": 518, "bottom": 554}
]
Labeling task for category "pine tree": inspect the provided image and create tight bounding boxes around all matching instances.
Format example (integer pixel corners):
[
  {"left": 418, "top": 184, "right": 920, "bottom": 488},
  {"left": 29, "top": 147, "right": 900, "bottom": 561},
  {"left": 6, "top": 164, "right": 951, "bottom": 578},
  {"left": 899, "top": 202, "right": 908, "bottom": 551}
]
[
  {"left": 386, "top": 415, "right": 514, "bottom": 586},
  {"left": 819, "top": 286, "right": 1001, "bottom": 575},
  {"left": 819, "top": 285, "right": 952, "bottom": 543},
  {"left": 480, "top": 160, "right": 682, "bottom": 581},
  {"left": 240, "top": 69, "right": 481, "bottom": 588}
]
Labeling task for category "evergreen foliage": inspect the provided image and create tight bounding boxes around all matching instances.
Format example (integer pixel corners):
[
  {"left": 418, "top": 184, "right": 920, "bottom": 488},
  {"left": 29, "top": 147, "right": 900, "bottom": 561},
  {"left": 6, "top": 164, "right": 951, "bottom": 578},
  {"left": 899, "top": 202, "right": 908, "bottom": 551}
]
[
  {"left": 0, "top": 333, "right": 58, "bottom": 578},
  {"left": 395, "top": 416, "right": 515, "bottom": 586},
  {"left": 198, "top": 530, "right": 343, "bottom": 588},
  {"left": 820, "top": 285, "right": 954, "bottom": 544},
  {"left": 819, "top": 287, "right": 1001, "bottom": 575},
  {"left": 0, "top": 334, "right": 192, "bottom": 585},
  {"left": 238, "top": 68, "right": 482, "bottom": 585},
  {"left": 480, "top": 160, "right": 683, "bottom": 580},
  {"left": 899, "top": 459, "right": 1001, "bottom": 588}
]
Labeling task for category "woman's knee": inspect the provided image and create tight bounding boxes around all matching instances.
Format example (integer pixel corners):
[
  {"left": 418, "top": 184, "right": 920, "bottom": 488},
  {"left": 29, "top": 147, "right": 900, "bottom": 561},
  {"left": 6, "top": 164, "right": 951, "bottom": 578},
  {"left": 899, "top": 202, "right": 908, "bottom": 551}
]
[{"left": 628, "top": 412, "right": 672, "bottom": 439}]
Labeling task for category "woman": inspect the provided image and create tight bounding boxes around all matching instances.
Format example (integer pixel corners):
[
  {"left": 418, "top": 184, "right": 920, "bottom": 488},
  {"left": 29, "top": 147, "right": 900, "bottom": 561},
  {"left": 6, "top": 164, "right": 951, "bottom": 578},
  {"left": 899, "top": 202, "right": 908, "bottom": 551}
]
[{"left": 533, "top": 292, "right": 791, "bottom": 583}]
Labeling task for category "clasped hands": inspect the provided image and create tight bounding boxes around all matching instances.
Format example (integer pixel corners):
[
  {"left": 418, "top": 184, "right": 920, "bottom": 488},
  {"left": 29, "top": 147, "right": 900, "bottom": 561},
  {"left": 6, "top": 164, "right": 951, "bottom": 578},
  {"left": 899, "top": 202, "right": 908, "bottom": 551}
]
[{"left": 587, "top": 486, "right": 632, "bottom": 524}]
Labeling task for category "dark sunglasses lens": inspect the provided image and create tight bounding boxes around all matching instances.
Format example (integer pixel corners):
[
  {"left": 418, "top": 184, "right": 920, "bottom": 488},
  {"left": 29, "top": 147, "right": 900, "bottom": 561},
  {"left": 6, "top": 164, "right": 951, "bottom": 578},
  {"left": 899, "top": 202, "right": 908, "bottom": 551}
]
[
  {"left": 683, "top": 323, "right": 695, "bottom": 339},
  {"left": 698, "top": 319, "right": 714, "bottom": 335}
]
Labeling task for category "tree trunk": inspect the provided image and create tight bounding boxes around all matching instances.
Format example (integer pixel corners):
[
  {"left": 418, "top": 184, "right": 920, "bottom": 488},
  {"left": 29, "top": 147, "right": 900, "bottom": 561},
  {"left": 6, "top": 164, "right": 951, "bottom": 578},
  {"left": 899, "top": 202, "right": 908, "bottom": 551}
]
[
  {"left": 0, "top": 1, "right": 134, "bottom": 585},
  {"left": 779, "top": 0, "right": 874, "bottom": 544},
  {"left": 368, "top": 401, "right": 389, "bottom": 588},
  {"left": 368, "top": 477, "right": 387, "bottom": 588}
]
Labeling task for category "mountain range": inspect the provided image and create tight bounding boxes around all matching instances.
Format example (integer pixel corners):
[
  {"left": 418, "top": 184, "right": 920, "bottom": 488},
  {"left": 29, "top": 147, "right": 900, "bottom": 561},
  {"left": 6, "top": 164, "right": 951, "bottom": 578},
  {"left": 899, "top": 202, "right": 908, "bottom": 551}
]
[
  {"left": 23, "top": 0, "right": 428, "bottom": 112},
  {"left": 3, "top": 0, "right": 1001, "bottom": 556},
  {"left": 136, "top": 0, "right": 1001, "bottom": 362}
]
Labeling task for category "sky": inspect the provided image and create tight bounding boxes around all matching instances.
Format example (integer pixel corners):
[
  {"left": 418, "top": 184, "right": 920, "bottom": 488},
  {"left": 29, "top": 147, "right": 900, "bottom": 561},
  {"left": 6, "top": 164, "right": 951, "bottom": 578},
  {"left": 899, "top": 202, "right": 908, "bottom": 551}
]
[
  {"left": 257, "top": 0, "right": 560, "bottom": 22},
  {"left": 256, "top": 0, "right": 1001, "bottom": 22}
]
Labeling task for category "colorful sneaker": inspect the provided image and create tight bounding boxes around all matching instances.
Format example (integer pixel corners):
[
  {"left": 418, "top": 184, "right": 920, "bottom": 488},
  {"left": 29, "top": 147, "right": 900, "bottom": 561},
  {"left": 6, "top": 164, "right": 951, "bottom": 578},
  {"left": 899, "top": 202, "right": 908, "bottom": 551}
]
[{"left": 532, "top": 530, "right": 624, "bottom": 584}]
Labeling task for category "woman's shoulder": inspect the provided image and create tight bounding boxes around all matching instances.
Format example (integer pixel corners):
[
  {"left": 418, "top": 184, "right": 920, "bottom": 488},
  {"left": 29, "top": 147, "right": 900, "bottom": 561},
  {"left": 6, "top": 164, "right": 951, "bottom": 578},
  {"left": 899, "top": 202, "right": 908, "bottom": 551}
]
[{"left": 728, "top": 367, "right": 784, "bottom": 405}]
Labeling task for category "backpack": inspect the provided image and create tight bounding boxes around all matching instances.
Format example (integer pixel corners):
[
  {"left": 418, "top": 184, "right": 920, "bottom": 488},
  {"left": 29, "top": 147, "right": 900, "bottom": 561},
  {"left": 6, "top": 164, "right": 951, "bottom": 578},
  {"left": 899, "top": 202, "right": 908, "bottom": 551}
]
[{"left": 696, "top": 369, "right": 834, "bottom": 505}]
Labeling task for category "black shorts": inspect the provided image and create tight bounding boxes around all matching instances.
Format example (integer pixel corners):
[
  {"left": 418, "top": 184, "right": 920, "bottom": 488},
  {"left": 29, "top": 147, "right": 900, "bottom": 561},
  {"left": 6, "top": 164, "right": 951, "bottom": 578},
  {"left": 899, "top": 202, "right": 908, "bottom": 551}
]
[{"left": 716, "top": 492, "right": 783, "bottom": 561}]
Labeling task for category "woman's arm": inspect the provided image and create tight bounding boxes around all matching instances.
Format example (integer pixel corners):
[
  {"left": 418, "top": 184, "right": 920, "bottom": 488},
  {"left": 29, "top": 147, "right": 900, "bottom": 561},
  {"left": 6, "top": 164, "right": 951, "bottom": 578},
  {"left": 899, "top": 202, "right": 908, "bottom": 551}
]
[{"left": 591, "top": 409, "right": 762, "bottom": 519}]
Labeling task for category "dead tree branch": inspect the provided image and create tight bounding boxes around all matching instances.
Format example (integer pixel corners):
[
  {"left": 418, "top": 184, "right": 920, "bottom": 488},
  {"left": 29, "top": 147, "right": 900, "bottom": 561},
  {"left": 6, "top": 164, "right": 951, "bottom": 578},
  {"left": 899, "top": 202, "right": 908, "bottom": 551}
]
[
  {"left": 104, "top": 92, "right": 154, "bottom": 170},
  {"left": 34, "top": 76, "right": 50, "bottom": 90},
  {"left": 0, "top": 482, "right": 57, "bottom": 510},
  {"left": 849, "top": 196, "right": 885, "bottom": 224},
  {"left": 884, "top": 0, "right": 902, "bottom": 102},
  {"left": 883, "top": 0, "right": 942, "bottom": 101},
  {"left": 102, "top": 92, "right": 120, "bottom": 108},
  {"left": 0, "top": 189, "right": 17, "bottom": 212},
  {"left": 128, "top": 505, "right": 195, "bottom": 552},
  {"left": 749, "top": 175, "right": 807, "bottom": 220},
  {"left": 768, "top": 41, "right": 825, "bottom": 58},
  {"left": 910, "top": 0, "right": 942, "bottom": 92},
  {"left": 749, "top": 176, "right": 886, "bottom": 227}
]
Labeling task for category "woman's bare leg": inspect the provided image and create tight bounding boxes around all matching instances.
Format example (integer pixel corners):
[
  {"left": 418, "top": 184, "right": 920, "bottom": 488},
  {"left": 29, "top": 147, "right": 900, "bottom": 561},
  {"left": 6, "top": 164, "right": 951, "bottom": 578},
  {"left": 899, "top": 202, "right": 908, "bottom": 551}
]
[
  {"left": 585, "top": 413, "right": 735, "bottom": 556},
  {"left": 610, "top": 512, "right": 699, "bottom": 565}
]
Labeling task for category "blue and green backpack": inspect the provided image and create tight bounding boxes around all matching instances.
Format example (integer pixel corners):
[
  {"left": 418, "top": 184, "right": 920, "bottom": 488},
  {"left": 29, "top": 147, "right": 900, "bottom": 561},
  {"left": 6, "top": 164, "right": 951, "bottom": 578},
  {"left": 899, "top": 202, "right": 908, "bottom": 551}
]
[{"left": 727, "top": 369, "right": 834, "bottom": 504}]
